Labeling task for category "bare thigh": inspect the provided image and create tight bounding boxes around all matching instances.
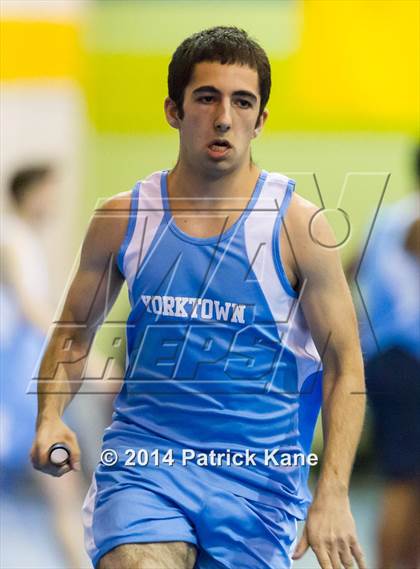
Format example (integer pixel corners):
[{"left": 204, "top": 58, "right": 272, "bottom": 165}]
[{"left": 98, "top": 541, "right": 197, "bottom": 569}]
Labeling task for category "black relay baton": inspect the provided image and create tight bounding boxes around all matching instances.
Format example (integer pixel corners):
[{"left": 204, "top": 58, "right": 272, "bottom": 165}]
[{"left": 48, "top": 443, "right": 71, "bottom": 467}]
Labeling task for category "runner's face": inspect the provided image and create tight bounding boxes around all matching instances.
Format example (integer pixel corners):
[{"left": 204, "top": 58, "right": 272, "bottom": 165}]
[{"left": 172, "top": 62, "right": 266, "bottom": 175}]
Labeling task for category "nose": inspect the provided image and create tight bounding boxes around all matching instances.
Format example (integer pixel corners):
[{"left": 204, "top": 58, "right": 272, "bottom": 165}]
[{"left": 214, "top": 98, "right": 232, "bottom": 133}]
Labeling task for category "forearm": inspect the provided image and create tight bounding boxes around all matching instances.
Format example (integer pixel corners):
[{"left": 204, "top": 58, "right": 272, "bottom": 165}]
[
  {"left": 315, "top": 369, "right": 366, "bottom": 499},
  {"left": 36, "top": 326, "right": 93, "bottom": 423}
]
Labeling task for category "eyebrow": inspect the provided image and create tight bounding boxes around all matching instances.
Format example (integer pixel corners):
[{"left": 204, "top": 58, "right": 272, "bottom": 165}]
[{"left": 192, "top": 85, "right": 258, "bottom": 103}]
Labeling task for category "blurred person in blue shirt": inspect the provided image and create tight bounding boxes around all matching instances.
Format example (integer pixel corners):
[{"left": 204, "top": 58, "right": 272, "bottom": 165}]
[
  {"left": 0, "top": 165, "right": 90, "bottom": 568},
  {"left": 357, "top": 146, "right": 420, "bottom": 569}
]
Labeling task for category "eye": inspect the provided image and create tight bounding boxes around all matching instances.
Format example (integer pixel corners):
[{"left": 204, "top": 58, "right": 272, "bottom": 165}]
[
  {"left": 198, "top": 95, "right": 214, "bottom": 104},
  {"left": 236, "top": 99, "right": 252, "bottom": 109}
]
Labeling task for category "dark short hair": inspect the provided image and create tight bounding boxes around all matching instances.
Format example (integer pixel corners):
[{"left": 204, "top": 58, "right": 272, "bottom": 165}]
[
  {"left": 168, "top": 26, "right": 271, "bottom": 121},
  {"left": 9, "top": 165, "right": 53, "bottom": 205}
]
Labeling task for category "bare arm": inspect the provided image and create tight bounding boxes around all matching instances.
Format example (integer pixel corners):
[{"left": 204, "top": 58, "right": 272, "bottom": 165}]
[
  {"left": 283, "top": 195, "right": 367, "bottom": 569},
  {"left": 31, "top": 192, "right": 131, "bottom": 476}
]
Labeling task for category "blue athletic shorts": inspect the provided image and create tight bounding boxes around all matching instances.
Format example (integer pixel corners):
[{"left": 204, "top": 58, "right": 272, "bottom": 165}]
[{"left": 82, "top": 457, "right": 298, "bottom": 568}]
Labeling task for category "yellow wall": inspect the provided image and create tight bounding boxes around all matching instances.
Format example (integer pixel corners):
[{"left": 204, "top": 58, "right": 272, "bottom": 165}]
[
  {"left": 0, "top": 20, "right": 81, "bottom": 80},
  {"left": 2, "top": 1, "right": 418, "bottom": 133},
  {"left": 292, "top": 0, "right": 419, "bottom": 131}
]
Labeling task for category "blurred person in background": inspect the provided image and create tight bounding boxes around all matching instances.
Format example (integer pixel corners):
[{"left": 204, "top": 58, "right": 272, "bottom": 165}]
[
  {"left": 356, "top": 146, "right": 420, "bottom": 569},
  {"left": 0, "top": 165, "right": 90, "bottom": 568}
]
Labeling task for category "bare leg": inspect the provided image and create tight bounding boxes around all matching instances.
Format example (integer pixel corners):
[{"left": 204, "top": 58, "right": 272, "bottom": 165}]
[
  {"left": 378, "top": 479, "right": 420, "bottom": 569},
  {"left": 98, "top": 542, "right": 197, "bottom": 569}
]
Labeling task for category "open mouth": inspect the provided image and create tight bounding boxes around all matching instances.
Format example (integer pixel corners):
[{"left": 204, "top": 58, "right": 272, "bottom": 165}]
[{"left": 208, "top": 139, "right": 232, "bottom": 155}]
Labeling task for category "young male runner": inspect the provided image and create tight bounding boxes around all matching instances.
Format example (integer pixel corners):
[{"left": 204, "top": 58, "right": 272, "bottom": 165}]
[{"left": 31, "top": 27, "right": 367, "bottom": 569}]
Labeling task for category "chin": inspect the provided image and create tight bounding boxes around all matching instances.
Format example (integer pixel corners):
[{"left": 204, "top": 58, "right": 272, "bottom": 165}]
[{"left": 203, "top": 160, "right": 236, "bottom": 177}]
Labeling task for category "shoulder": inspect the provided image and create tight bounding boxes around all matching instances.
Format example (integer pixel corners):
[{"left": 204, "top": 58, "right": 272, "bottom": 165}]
[
  {"left": 266, "top": 171, "right": 328, "bottom": 237},
  {"left": 265, "top": 170, "right": 337, "bottom": 259},
  {"left": 97, "top": 170, "right": 162, "bottom": 216},
  {"left": 282, "top": 191, "right": 340, "bottom": 283},
  {"left": 95, "top": 189, "right": 134, "bottom": 215},
  {"left": 81, "top": 188, "right": 137, "bottom": 262},
  {"left": 286, "top": 191, "right": 318, "bottom": 219},
  {"left": 285, "top": 192, "right": 336, "bottom": 247}
]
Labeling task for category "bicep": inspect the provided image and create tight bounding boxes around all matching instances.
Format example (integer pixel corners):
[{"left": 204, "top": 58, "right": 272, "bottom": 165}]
[
  {"left": 57, "top": 196, "right": 129, "bottom": 334},
  {"left": 300, "top": 258, "right": 362, "bottom": 376},
  {"left": 288, "top": 201, "right": 363, "bottom": 376},
  {"left": 60, "top": 262, "right": 124, "bottom": 334}
]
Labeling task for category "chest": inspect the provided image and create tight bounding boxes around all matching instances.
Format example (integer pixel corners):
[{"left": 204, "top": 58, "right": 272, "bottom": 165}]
[
  {"left": 171, "top": 209, "right": 244, "bottom": 240},
  {"left": 167, "top": 211, "right": 297, "bottom": 292}
]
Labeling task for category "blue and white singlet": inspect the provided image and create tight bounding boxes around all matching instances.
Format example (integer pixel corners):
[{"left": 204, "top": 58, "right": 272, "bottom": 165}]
[{"left": 106, "top": 169, "right": 323, "bottom": 519}]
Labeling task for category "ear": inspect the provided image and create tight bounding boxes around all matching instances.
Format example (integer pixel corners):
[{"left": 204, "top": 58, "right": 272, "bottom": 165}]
[
  {"left": 253, "top": 109, "right": 268, "bottom": 138},
  {"left": 164, "top": 97, "right": 181, "bottom": 129}
]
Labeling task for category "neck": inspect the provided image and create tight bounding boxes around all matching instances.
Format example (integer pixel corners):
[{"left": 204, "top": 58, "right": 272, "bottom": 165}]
[{"left": 167, "top": 158, "right": 261, "bottom": 207}]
